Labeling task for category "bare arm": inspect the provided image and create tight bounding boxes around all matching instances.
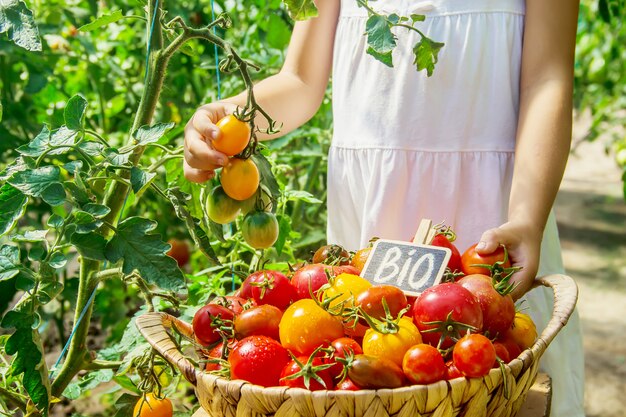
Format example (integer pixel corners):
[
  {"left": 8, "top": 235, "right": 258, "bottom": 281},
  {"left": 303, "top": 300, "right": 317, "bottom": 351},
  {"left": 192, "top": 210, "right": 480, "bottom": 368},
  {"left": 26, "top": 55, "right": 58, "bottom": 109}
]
[
  {"left": 184, "top": 0, "right": 340, "bottom": 182},
  {"left": 477, "top": 0, "right": 580, "bottom": 299}
]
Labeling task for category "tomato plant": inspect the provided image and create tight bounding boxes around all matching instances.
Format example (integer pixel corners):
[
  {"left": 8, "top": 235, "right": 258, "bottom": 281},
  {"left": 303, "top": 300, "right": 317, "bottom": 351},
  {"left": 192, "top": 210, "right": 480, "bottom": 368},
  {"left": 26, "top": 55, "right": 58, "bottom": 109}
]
[
  {"left": 229, "top": 335, "right": 290, "bottom": 387},
  {"left": 241, "top": 210, "right": 279, "bottom": 249},
  {"left": 220, "top": 158, "right": 260, "bottom": 201},
  {"left": 213, "top": 114, "right": 251, "bottom": 156},
  {"left": 133, "top": 393, "right": 173, "bottom": 417}
]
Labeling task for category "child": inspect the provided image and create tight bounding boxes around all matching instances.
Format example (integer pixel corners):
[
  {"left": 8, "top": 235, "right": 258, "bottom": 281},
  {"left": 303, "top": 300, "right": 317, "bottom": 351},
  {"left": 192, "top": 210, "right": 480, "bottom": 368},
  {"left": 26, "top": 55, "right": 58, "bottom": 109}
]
[{"left": 183, "top": 0, "right": 584, "bottom": 415}]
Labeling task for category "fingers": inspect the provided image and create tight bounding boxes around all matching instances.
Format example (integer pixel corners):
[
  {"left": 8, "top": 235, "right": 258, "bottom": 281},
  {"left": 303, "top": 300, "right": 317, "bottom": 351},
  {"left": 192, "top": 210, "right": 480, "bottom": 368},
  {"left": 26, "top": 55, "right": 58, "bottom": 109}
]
[
  {"left": 509, "top": 269, "right": 535, "bottom": 301},
  {"left": 183, "top": 159, "right": 215, "bottom": 183},
  {"left": 184, "top": 121, "right": 228, "bottom": 171},
  {"left": 475, "top": 228, "right": 502, "bottom": 254},
  {"left": 191, "top": 106, "right": 222, "bottom": 141}
]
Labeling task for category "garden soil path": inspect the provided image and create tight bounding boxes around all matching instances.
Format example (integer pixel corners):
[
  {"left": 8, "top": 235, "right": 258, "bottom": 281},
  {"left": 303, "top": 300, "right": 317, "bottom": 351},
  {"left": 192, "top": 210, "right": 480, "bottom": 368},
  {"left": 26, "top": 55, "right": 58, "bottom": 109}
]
[{"left": 554, "top": 124, "right": 626, "bottom": 417}]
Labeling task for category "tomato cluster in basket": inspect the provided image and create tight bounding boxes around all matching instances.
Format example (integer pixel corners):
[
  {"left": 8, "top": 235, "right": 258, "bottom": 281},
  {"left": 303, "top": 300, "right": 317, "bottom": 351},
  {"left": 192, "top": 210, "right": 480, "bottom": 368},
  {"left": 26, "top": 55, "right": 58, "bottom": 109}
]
[{"left": 192, "top": 230, "right": 538, "bottom": 391}]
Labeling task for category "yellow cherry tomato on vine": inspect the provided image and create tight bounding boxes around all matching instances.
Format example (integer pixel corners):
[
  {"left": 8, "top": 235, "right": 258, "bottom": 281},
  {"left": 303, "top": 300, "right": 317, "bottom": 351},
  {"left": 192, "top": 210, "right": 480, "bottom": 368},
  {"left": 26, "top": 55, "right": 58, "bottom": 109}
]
[
  {"left": 220, "top": 158, "right": 260, "bottom": 201},
  {"left": 133, "top": 392, "right": 173, "bottom": 417},
  {"left": 213, "top": 114, "right": 251, "bottom": 156},
  {"left": 362, "top": 317, "right": 422, "bottom": 367},
  {"left": 323, "top": 273, "right": 372, "bottom": 310}
]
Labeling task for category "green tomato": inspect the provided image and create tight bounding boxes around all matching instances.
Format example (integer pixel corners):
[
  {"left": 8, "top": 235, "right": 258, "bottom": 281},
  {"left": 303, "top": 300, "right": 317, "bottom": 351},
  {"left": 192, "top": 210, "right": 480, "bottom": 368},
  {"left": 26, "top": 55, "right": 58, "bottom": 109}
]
[
  {"left": 241, "top": 211, "right": 279, "bottom": 249},
  {"left": 207, "top": 185, "right": 241, "bottom": 224},
  {"left": 240, "top": 185, "right": 273, "bottom": 215}
]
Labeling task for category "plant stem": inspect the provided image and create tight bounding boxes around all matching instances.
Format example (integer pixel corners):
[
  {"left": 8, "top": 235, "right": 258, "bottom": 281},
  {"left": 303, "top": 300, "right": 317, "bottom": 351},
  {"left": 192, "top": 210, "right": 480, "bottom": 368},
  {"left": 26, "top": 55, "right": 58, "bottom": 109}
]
[
  {"left": 0, "top": 386, "right": 27, "bottom": 412},
  {"left": 50, "top": 258, "right": 99, "bottom": 398}
]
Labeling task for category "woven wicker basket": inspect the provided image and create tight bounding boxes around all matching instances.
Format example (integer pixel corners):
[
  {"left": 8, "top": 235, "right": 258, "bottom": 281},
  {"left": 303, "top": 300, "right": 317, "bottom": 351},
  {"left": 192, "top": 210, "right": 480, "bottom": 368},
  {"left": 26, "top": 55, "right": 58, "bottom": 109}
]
[{"left": 136, "top": 274, "right": 578, "bottom": 417}]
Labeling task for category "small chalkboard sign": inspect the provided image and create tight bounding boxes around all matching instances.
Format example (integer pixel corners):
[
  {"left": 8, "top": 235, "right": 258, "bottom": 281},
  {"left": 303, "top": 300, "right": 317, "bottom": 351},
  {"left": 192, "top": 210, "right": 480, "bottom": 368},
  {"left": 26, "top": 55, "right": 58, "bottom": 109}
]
[{"left": 359, "top": 220, "right": 451, "bottom": 296}]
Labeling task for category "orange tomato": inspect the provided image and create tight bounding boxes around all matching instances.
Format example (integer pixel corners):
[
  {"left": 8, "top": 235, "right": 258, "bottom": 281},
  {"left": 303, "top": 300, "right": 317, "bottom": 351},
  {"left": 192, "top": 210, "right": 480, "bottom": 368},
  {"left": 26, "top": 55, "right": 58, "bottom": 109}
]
[
  {"left": 506, "top": 312, "right": 538, "bottom": 350},
  {"left": 350, "top": 246, "right": 372, "bottom": 273},
  {"left": 133, "top": 393, "right": 173, "bottom": 417},
  {"left": 213, "top": 114, "right": 251, "bottom": 156},
  {"left": 220, "top": 158, "right": 260, "bottom": 201}
]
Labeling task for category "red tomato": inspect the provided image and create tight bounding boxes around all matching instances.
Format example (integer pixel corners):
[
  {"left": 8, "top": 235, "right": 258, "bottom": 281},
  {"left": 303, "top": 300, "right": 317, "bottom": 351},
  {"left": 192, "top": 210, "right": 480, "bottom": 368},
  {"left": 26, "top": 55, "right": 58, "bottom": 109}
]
[
  {"left": 279, "top": 355, "right": 335, "bottom": 390},
  {"left": 229, "top": 335, "right": 290, "bottom": 387},
  {"left": 279, "top": 299, "right": 345, "bottom": 356},
  {"left": 166, "top": 238, "right": 190, "bottom": 267},
  {"left": 241, "top": 270, "right": 296, "bottom": 310},
  {"left": 461, "top": 243, "right": 511, "bottom": 276},
  {"left": 345, "top": 354, "right": 405, "bottom": 389},
  {"left": 327, "top": 337, "right": 363, "bottom": 380},
  {"left": 209, "top": 295, "right": 254, "bottom": 315},
  {"left": 312, "top": 244, "right": 350, "bottom": 265},
  {"left": 412, "top": 283, "right": 483, "bottom": 348},
  {"left": 234, "top": 304, "right": 282, "bottom": 340},
  {"left": 203, "top": 341, "right": 229, "bottom": 372},
  {"left": 457, "top": 274, "right": 515, "bottom": 336},
  {"left": 335, "top": 377, "right": 361, "bottom": 391},
  {"left": 192, "top": 304, "right": 235, "bottom": 346},
  {"left": 332, "top": 265, "right": 360, "bottom": 275},
  {"left": 430, "top": 233, "right": 462, "bottom": 273},
  {"left": 493, "top": 341, "right": 511, "bottom": 365},
  {"left": 290, "top": 264, "right": 331, "bottom": 300},
  {"left": 445, "top": 360, "right": 463, "bottom": 380},
  {"left": 402, "top": 344, "right": 447, "bottom": 385},
  {"left": 356, "top": 285, "right": 408, "bottom": 322},
  {"left": 452, "top": 333, "right": 496, "bottom": 378}
]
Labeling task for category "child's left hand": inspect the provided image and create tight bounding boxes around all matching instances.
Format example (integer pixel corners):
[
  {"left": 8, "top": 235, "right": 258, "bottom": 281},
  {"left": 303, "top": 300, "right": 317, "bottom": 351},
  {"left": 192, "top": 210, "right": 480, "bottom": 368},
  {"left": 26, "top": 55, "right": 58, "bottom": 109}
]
[{"left": 475, "top": 222, "right": 543, "bottom": 300}]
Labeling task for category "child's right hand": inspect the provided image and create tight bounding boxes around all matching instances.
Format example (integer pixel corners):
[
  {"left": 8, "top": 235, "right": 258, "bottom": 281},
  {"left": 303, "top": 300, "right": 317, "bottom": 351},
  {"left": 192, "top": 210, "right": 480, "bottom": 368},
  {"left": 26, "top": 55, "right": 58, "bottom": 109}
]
[{"left": 183, "top": 102, "right": 239, "bottom": 183}]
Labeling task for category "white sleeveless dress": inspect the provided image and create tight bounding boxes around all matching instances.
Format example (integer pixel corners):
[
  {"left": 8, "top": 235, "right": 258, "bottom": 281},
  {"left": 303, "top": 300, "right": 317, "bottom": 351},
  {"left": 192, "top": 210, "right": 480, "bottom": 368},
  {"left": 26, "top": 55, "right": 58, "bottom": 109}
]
[{"left": 326, "top": 1, "right": 585, "bottom": 415}]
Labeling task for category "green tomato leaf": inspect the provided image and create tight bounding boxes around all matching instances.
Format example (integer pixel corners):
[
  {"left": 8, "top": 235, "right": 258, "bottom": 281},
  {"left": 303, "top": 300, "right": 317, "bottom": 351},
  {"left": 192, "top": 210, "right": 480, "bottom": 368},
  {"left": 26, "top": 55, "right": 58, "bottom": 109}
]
[
  {"left": 411, "top": 13, "right": 426, "bottom": 23},
  {"left": 64, "top": 94, "right": 88, "bottom": 131},
  {"left": 113, "top": 393, "right": 140, "bottom": 417},
  {"left": 3, "top": 312, "right": 50, "bottom": 413},
  {"left": 104, "top": 148, "right": 132, "bottom": 166},
  {"left": 16, "top": 126, "right": 51, "bottom": 157},
  {"left": 40, "top": 183, "right": 66, "bottom": 206},
  {"left": 0, "top": 0, "right": 42, "bottom": 51},
  {"left": 365, "top": 15, "right": 397, "bottom": 55},
  {"left": 275, "top": 214, "right": 291, "bottom": 256},
  {"left": 266, "top": 14, "right": 291, "bottom": 49},
  {"left": 78, "top": 9, "right": 124, "bottom": 32},
  {"left": 166, "top": 187, "right": 220, "bottom": 264},
  {"left": 282, "top": 0, "right": 318, "bottom": 20},
  {"left": 366, "top": 46, "right": 393, "bottom": 67},
  {"left": 283, "top": 189, "right": 322, "bottom": 204},
  {"left": 412, "top": 36, "right": 445, "bottom": 77},
  {"left": 133, "top": 122, "right": 175, "bottom": 145},
  {"left": 11, "top": 229, "right": 48, "bottom": 242},
  {"left": 0, "top": 244, "right": 20, "bottom": 281},
  {"left": 8, "top": 166, "right": 61, "bottom": 198},
  {"left": 70, "top": 231, "right": 108, "bottom": 261},
  {"left": 130, "top": 166, "right": 156, "bottom": 195},
  {"left": 0, "top": 184, "right": 28, "bottom": 237},
  {"left": 105, "top": 217, "right": 185, "bottom": 291},
  {"left": 251, "top": 153, "right": 280, "bottom": 205},
  {"left": 63, "top": 369, "right": 114, "bottom": 400},
  {"left": 0, "top": 156, "right": 33, "bottom": 181},
  {"left": 46, "top": 213, "right": 64, "bottom": 229},
  {"left": 78, "top": 141, "right": 105, "bottom": 156},
  {"left": 36, "top": 280, "right": 64, "bottom": 304},
  {"left": 82, "top": 203, "right": 111, "bottom": 218}
]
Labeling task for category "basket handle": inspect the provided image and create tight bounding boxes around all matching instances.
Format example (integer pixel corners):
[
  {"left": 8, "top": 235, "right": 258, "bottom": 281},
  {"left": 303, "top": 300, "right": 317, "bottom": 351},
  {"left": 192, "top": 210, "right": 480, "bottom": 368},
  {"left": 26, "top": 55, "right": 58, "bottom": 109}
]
[
  {"left": 135, "top": 312, "right": 199, "bottom": 386},
  {"left": 519, "top": 274, "right": 579, "bottom": 372}
]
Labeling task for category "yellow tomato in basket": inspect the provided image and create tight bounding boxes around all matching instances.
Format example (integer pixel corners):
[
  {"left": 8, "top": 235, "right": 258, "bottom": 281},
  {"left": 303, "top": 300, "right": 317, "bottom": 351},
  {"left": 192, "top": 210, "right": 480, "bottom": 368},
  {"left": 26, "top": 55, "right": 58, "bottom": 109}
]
[
  {"left": 362, "top": 317, "right": 422, "bottom": 367},
  {"left": 323, "top": 273, "right": 372, "bottom": 310},
  {"left": 506, "top": 312, "right": 538, "bottom": 350},
  {"left": 133, "top": 393, "right": 173, "bottom": 417}
]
